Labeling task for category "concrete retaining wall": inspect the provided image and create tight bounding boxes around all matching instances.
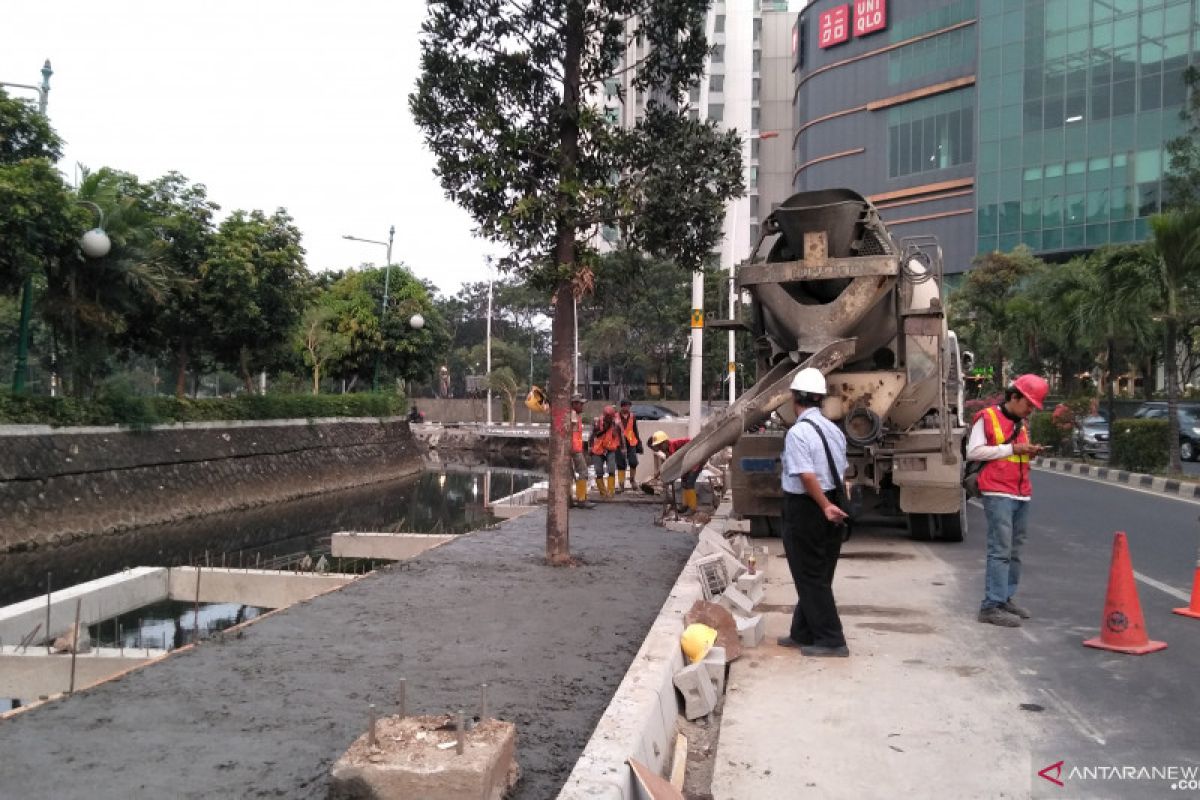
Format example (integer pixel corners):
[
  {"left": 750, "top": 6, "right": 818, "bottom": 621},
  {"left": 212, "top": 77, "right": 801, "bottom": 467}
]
[
  {"left": 0, "top": 418, "right": 423, "bottom": 556},
  {"left": 0, "top": 567, "right": 168, "bottom": 643},
  {"left": 330, "top": 532, "right": 456, "bottom": 560},
  {"left": 166, "top": 567, "right": 353, "bottom": 608}
]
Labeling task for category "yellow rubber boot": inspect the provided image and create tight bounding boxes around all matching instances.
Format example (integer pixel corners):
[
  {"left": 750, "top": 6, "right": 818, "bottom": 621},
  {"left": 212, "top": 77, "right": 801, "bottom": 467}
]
[
  {"left": 682, "top": 488, "right": 698, "bottom": 514},
  {"left": 616, "top": 470, "right": 626, "bottom": 493},
  {"left": 607, "top": 475, "right": 616, "bottom": 496},
  {"left": 595, "top": 478, "right": 607, "bottom": 497},
  {"left": 575, "top": 479, "right": 587, "bottom": 503}
]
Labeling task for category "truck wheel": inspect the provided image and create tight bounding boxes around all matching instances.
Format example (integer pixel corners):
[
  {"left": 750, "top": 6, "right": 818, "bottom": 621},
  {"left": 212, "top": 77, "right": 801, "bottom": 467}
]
[
  {"left": 908, "top": 513, "right": 935, "bottom": 541},
  {"left": 938, "top": 504, "right": 966, "bottom": 543},
  {"left": 749, "top": 516, "right": 781, "bottom": 538}
]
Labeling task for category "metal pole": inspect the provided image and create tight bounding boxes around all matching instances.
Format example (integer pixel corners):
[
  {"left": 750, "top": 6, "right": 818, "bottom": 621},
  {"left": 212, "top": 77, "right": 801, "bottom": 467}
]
[
  {"left": 456, "top": 710, "right": 465, "bottom": 754},
  {"left": 193, "top": 566, "right": 202, "bottom": 643},
  {"left": 573, "top": 297, "right": 579, "bottom": 394},
  {"left": 45, "top": 572, "right": 52, "bottom": 654},
  {"left": 479, "top": 683, "right": 489, "bottom": 720},
  {"left": 398, "top": 678, "right": 407, "bottom": 718},
  {"left": 68, "top": 598, "right": 81, "bottom": 695},
  {"left": 486, "top": 276, "right": 493, "bottom": 425},
  {"left": 368, "top": 704, "right": 378, "bottom": 749},
  {"left": 688, "top": 270, "right": 704, "bottom": 438}
]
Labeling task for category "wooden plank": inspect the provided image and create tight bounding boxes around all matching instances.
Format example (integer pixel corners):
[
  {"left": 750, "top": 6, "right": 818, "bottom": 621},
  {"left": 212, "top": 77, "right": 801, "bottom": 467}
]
[
  {"left": 669, "top": 732, "right": 688, "bottom": 790},
  {"left": 739, "top": 255, "right": 897, "bottom": 285},
  {"left": 629, "top": 757, "right": 685, "bottom": 800}
]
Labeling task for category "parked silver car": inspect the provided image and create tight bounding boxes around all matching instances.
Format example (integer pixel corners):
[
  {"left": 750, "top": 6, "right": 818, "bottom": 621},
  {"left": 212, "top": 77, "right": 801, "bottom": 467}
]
[{"left": 1073, "top": 415, "right": 1110, "bottom": 460}]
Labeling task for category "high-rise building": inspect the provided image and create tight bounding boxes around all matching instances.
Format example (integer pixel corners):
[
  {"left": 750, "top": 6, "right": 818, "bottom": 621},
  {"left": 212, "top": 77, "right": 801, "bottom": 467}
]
[
  {"left": 790, "top": 0, "right": 1198, "bottom": 276},
  {"left": 600, "top": 0, "right": 768, "bottom": 271}
]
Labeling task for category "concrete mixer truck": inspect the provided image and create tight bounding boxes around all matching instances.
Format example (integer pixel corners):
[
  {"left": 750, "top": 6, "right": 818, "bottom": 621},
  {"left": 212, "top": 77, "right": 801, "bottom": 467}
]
[{"left": 659, "top": 188, "right": 968, "bottom": 541}]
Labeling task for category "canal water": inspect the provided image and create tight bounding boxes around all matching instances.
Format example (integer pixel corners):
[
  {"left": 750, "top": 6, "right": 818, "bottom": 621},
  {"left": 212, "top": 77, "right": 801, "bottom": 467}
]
[{"left": 0, "top": 465, "right": 542, "bottom": 608}]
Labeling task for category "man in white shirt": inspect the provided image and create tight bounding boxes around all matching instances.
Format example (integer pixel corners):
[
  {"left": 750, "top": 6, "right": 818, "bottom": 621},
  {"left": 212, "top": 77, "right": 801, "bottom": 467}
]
[{"left": 778, "top": 367, "right": 850, "bottom": 657}]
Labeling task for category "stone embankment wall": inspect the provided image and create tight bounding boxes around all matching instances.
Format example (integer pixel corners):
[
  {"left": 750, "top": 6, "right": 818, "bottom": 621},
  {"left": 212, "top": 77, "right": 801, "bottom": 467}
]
[{"left": 0, "top": 418, "right": 423, "bottom": 555}]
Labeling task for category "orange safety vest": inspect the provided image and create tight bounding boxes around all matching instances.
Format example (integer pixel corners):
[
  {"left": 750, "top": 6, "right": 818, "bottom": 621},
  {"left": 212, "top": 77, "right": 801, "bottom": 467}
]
[
  {"left": 591, "top": 418, "right": 620, "bottom": 455},
  {"left": 975, "top": 406, "right": 1032, "bottom": 497},
  {"left": 571, "top": 414, "right": 584, "bottom": 454},
  {"left": 619, "top": 412, "right": 639, "bottom": 447}
]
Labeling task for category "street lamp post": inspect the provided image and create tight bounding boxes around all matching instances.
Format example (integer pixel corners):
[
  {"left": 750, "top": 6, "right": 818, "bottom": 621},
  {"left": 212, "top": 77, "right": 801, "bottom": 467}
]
[
  {"left": 3, "top": 60, "right": 54, "bottom": 394},
  {"left": 342, "top": 226, "right": 395, "bottom": 391}
]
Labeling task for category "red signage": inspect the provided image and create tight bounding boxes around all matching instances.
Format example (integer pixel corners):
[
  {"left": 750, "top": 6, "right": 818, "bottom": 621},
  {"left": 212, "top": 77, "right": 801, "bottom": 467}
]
[
  {"left": 818, "top": 5, "right": 850, "bottom": 49},
  {"left": 854, "top": 0, "right": 887, "bottom": 36}
]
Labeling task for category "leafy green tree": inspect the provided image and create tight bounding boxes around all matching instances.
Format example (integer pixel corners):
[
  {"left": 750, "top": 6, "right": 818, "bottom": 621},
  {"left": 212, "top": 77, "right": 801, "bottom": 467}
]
[
  {"left": 0, "top": 88, "right": 60, "bottom": 164},
  {"left": 1072, "top": 245, "right": 1160, "bottom": 423},
  {"left": 488, "top": 366, "right": 520, "bottom": 423},
  {"left": 122, "top": 173, "right": 220, "bottom": 396},
  {"left": 1149, "top": 208, "right": 1200, "bottom": 473},
  {"left": 295, "top": 305, "right": 350, "bottom": 394},
  {"left": 41, "top": 168, "right": 174, "bottom": 396},
  {"left": 412, "top": 0, "right": 743, "bottom": 562},
  {"left": 200, "top": 209, "right": 307, "bottom": 392},
  {"left": 949, "top": 247, "right": 1042, "bottom": 391}
]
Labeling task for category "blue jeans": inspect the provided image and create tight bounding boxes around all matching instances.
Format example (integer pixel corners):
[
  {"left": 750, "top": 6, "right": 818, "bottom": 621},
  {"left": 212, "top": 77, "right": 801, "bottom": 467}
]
[{"left": 981, "top": 495, "right": 1031, "bottom": 610}]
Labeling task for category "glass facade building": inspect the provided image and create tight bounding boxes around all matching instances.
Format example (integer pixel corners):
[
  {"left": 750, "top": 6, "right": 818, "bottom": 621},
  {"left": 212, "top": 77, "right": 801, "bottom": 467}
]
[{"left": 975, "top": 0, "right": 1196, "bottom": 256}]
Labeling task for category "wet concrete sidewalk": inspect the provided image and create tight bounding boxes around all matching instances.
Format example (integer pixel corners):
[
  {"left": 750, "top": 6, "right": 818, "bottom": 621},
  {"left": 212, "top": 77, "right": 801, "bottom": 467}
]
[
  {"left": 0, "top": 503, "right": 695, "bottom": 800},
  {"left": 711, "top": 531, "right": 1039, "bottom": 799}
]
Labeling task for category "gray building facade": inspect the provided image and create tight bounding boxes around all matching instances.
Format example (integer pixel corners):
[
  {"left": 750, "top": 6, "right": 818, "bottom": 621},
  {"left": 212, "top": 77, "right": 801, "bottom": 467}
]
[{"left": 793, "top": 0, "right": 980, "bottom": 274}]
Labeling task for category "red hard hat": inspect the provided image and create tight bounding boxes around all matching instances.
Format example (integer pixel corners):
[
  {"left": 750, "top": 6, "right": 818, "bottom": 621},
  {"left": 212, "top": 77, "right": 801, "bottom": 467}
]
[{"left": 1011, "top": 374, "right": 1048, "bottom": 409}]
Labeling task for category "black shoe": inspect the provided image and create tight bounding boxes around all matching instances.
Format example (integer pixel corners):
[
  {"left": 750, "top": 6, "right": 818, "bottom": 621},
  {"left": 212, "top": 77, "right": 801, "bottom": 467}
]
[
  {"left": 777, "top": 636, "right": 800, "bottom": 648},
  {"left": 977, "top": 607, "right": 1021, "bottom": 627},
  {"left": 800, "top": 644, "right": 850, "bottom": 658},
  {"left": 1001, "top": 600, "right": 1031, "bottom": 619},
  {"left": 572, "top": 500, "right": 596, "bottom": 509}
]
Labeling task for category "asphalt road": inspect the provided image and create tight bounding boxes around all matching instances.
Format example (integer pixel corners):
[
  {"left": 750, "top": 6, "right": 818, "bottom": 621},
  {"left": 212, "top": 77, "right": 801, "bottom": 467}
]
[{"left": 938, "top": 470, "right": 1200, "bottom": 799}]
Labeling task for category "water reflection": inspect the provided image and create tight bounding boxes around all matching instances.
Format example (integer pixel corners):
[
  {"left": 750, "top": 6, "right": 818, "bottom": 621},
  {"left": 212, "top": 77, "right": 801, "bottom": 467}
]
[
  {"left": 86, "top": 600, "right": 268, "bottom": 651},
  {"left": 0, "top": 466, "right": 541, "bottom": 607}
]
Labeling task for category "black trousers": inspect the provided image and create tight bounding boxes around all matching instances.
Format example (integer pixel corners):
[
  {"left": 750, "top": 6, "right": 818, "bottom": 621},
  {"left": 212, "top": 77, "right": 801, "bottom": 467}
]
[{"left": 781, "top": 491, "right": 846, "bottom": 648}]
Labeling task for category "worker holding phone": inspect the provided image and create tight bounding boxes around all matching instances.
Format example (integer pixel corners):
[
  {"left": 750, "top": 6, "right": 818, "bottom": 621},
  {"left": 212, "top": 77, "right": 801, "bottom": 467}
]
[{"left": 967, "top": 374, "right": 1049, "bottom": 628}]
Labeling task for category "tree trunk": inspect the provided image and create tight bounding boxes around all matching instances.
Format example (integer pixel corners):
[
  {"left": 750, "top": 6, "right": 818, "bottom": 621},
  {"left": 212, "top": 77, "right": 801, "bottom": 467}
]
[
  {"left": 312, "top": 363, "right": 321, "bottom": 395},
  {"left": 175, "top": 342, "right": 189, "bottom": 399},
  {"left": 240, "top": 348, "right": 254, "bottom": 394},
  {"left": 544, "top": 1, "right": 585, "bottom": 566},
  {"left": 1167, "top": 314, "right": 1183, "bottom": 474},
  {"left": 1106, "top": 335, "right": 1116, "bottom": 429}
]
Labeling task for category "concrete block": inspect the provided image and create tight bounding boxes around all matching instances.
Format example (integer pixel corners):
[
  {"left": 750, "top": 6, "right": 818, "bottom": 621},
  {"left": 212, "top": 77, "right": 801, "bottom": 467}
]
[
  {"left": 672, "top": 663, "right": 718, "bottom": 720},
  {"left": 716, "top": 586, "right": 756, "bottom": 618},
  {"left": 329, "top": 715, "right": 518, "bottom": 800},
  {"left": 736, "top": 614, "right": 765, "bottom": 649},
  {"left": 699, "top": 527, "right": 736, "bottom": 556},
  {"left": 694, "top": 541, "right": 744, "bottom": 583},
  {"left": 735, "top": 572, "right": 766, "bottom": 605},
  {"left": 701, "top": 646, "right": 727, "bottom": 695}
]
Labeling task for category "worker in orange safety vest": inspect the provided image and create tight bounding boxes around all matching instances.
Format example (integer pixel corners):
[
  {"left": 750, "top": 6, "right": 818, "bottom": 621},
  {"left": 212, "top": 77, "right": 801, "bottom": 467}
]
[{"left": 591, "top": 404, "right": 621, "bottom": 497}]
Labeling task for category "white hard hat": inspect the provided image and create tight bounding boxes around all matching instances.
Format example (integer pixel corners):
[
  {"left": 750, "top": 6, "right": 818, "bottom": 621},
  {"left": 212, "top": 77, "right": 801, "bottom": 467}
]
[{"left": 790, "top": 367, "right": 827, "bottom": 396}]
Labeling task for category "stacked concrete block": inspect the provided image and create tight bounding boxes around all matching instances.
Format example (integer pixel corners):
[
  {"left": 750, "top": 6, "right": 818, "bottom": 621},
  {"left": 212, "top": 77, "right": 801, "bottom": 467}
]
[
  {"left": 716, "top": 586, "right": 756, "bottom": 618},
  {"left": 735, "top": 571, "right": 766, "bottom": 606},
  {"left": 701, "top": 646, "right": 727, "bottom": 695},
  {"left": 736, "top": 614, "right": 766, "bottom": 649},
  {"left": 672, "top": 662, "right": 719, "bottom": 720}
]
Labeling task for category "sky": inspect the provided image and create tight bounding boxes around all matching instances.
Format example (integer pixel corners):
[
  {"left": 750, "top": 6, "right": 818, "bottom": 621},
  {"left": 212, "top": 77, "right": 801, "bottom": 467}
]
[
  {"left": 2, "top": 1, "right": 809, "bottom": 296},
  {"left": 0, "top": 0, "right": 499, "bottom": 295}
]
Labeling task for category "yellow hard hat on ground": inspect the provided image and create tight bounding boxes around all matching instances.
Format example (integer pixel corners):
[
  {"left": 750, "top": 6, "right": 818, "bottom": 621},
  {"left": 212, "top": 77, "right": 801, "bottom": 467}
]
[
  {"left": 681, "top": 623, "right": 718, "bottom": 664},
  {"left": 649, "top": 430, "right": 669, "bottom": 448}
]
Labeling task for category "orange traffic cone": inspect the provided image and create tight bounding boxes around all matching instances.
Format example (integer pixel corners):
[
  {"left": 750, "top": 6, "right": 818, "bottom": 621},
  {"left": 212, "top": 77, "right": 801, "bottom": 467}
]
[
  {"left": 1174, "top": 566, "right": 1200, "bottom": 619},
  {"left": 1083, "top": 532, "right": 1167, "bottom": 655}
]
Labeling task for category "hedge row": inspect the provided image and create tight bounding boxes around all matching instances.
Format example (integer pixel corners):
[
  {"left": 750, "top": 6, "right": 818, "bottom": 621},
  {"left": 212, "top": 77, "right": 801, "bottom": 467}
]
[
  {"left": 1110, "top": 418, "right": 1169, "bottom": 474},
  {"left": 0, "top": 392, "right": 406, "bottom": 427}
]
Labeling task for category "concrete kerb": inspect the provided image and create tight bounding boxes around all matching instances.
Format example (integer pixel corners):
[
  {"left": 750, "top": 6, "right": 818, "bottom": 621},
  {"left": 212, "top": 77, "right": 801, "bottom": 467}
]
[
  {"left": 558, "top": 507, "right": 735, "bottom": 800},
  {"left": 1035, "top": 456, "right": 1200, "bottom": 500}
]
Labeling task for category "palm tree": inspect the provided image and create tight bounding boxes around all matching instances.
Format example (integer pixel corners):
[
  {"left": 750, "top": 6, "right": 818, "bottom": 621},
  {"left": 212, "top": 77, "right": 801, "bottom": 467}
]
[
  {"left": 1072, "top": 246, "right": 1159, "bottom": 426},
  {"left": 1149, "top": 209, "right": 1200, "bottom": 473}
]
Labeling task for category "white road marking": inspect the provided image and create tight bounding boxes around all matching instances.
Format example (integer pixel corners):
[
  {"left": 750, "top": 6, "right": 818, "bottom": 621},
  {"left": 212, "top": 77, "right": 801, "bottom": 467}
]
[
  {"left": 1040, "top": 686, "right": 1107, "bottom": 746},
  {"left": 1033, "top": 465, "right": 1200, "bottom": 506},
  {"left": 1133, "top": 570, "right": 1191, "bottom": 603}
]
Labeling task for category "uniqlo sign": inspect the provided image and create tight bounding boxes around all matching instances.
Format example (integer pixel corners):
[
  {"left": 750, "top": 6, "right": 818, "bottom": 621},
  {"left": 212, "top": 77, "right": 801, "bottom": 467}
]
[
  {"left": 854, "top": 0, "right": 887, "bottom": 36},
  {"left": 817, "top": 5, "right": 850, "bottom": 49}
]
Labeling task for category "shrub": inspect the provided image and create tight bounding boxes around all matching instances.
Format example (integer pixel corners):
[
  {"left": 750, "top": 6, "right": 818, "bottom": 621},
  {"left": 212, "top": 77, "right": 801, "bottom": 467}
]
[
  {"left": 964, "top": 393, "right": 1004, "bottom": 422},
  {"left": 1029, "top": 411, "right": 1069, "bottom": 453},
  {"left": 0, "top": 391, "right": 406, "bottom": 427},
  {"left": 1110, "top": 419, "right": 1169, "bottom": 474}
]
